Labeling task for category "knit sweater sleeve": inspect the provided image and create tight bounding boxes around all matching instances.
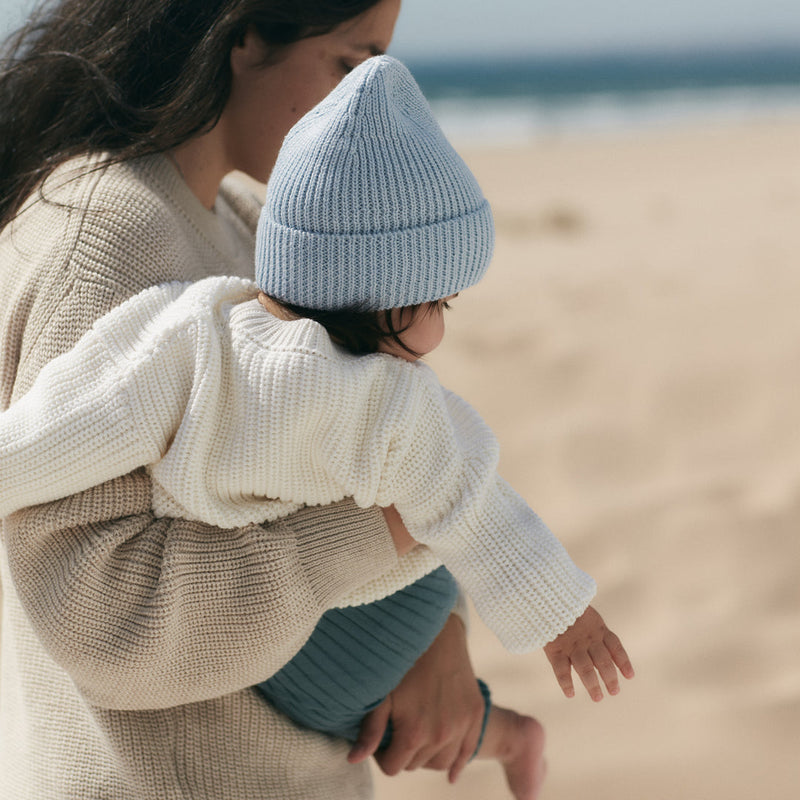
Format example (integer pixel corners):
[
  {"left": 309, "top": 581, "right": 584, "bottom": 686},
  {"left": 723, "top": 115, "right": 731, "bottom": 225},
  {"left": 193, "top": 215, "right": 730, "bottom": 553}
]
[
  {"left": 337, "top": 364, "right": 598, "bottom": 654},
  {"left": 0, "top": 283, "right": 186, "bottom": 517},
  {"left": 1, "top": 278, "right": 277, "bottom": 516},
  {"left": 386, "top": 380, "right": 596, "bottom": 653}
]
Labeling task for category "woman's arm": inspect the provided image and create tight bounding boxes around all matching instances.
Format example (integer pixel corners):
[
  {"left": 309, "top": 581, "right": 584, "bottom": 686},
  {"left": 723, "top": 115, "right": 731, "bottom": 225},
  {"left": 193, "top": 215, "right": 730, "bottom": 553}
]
[{"left": 6, "top": 478, "right": 398, "bottom": 711}]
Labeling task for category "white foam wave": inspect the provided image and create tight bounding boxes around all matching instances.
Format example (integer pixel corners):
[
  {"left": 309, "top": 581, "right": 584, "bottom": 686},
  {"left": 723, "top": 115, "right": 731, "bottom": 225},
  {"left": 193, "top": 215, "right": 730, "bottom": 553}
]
[{"left": 430, "top": 84, "right": 800, "bottom": 143}]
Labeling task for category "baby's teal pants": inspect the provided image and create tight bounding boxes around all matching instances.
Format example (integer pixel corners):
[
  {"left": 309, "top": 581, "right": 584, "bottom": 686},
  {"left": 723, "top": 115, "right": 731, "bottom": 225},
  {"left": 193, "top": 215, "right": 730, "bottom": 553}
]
[{"left": 257, "top": 566, "right": 491, "bottom": 753}]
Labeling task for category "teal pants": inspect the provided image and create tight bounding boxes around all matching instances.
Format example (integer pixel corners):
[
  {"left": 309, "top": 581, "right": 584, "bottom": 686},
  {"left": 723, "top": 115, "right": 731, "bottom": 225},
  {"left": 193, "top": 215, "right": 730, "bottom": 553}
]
[{"left": 257, "top": 566, "right": 491, "bottom": 752}]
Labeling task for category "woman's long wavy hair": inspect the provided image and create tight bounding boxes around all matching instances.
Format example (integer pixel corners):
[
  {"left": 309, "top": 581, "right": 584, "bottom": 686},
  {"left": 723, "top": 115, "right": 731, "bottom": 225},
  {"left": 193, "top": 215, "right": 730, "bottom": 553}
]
[{"left": 0, "top": 0, "right": 381, "bottom": 227}]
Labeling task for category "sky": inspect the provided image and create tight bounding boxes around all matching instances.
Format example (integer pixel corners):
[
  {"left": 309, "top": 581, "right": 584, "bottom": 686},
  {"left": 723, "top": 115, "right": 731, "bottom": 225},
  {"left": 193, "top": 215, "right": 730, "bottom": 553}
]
[
  {"left": 391, "top": 0, "right": 800, "bottom": 60},
  {"left": 2, "top": 0, "right": 800, "bottom": 59}
]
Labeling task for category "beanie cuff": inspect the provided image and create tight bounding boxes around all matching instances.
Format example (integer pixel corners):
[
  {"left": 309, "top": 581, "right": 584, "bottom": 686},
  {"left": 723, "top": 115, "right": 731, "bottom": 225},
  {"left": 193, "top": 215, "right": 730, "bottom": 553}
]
[{"left": 257, "top": 201, "right": 494, "bottom": 311}]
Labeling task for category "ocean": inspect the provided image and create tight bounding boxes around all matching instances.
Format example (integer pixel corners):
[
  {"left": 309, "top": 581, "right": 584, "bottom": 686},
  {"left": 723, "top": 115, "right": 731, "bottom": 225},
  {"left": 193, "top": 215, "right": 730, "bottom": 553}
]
[{"left": 405, "top": 46, "right": 800, "bottom": 143}]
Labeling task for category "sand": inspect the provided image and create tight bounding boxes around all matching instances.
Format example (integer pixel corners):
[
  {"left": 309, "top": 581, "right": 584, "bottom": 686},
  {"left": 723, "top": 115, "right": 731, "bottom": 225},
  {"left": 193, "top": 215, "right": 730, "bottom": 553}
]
[{"left": 372, "top": 117, "right": 800, "bottom": 799}]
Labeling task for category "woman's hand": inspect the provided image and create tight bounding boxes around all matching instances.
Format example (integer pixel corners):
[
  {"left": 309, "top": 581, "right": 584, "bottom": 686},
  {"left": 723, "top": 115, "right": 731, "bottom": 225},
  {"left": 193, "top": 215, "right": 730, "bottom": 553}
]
[{"left": 347, "top": 612, "right": 485, "bottom": 784}]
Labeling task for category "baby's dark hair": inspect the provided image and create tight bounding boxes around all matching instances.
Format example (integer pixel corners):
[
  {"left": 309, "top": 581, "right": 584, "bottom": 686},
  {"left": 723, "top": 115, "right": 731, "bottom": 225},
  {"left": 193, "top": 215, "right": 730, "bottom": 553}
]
[{"left": 273, "top": 298, "right": 437, "bottom": 358}]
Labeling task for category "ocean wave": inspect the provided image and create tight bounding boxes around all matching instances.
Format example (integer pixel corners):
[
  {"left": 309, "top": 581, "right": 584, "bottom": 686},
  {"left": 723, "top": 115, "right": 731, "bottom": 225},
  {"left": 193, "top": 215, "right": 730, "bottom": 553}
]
[
  {"left": 408, "top": 47, "right": 800, "bottom": 142},
  {"left": 428, "top": 84, "right": 800, "bottom": 143}
]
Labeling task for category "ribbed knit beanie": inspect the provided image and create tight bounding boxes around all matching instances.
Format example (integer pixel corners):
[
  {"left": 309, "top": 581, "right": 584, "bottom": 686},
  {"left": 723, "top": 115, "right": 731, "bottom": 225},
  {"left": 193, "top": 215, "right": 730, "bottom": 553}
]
[{"left": 255, "top": 55, "right": 494, "bottom": 311}]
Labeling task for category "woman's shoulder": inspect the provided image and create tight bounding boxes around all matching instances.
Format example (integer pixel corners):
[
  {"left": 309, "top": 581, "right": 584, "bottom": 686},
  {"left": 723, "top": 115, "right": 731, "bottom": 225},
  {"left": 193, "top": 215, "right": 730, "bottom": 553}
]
[
  {"left": 36, "top": 152, "right": 253, "bottom": 239},
  {"left": 5, "top": 152, "right": 254, "bottom": 291},
  {"left": 35, "top": 152, "right": 172, "bottom": 214},
  {"left": 12, "top": 152, "right": 198, "bottom": 247}
]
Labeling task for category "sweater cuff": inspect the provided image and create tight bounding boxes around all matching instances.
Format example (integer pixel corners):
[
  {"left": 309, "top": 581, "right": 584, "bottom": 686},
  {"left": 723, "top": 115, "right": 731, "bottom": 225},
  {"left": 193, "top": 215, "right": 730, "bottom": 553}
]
[
  {"left": 283, "top": 499, "right": 398, "bottom": 609},
  {"left": 409, "top": 475, "right": 597, "bottom": 653},
  {"left": 442, "top": 509, "right": 597, "bottom": 654}
]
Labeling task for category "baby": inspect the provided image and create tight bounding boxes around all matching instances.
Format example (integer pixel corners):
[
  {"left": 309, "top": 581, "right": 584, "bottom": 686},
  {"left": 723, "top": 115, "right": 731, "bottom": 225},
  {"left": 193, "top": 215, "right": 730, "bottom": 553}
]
[{"left": 0, "top": 56, "right": 633, "bottom": 798}]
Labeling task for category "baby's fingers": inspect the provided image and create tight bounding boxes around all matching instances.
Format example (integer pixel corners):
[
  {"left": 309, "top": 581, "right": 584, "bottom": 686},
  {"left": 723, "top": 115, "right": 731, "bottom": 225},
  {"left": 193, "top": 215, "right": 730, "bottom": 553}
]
[
  {"left": 591, "top": 632, "right": 635, "bottom": 698},
  {"left": 589, "top": 644, "right": 621, "bottom": 697},
  {"left": 547, "top": 653, "right": 576, "bottom": 699},
  {"left": 572, "top": 651, "right": 604, "bottom": 702},
  {"left": 606, "top": 630, "right": 636, "bottom": 680}
]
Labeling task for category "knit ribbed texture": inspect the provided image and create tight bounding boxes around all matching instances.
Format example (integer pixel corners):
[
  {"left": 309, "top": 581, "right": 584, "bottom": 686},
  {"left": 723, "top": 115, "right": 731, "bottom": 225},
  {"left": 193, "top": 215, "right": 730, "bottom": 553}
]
[
  {"left": 258, "top": 566, "right": 461, "bottom": 742},
  {"left": 1, "top": 274, "right": 597, "bottom": 652},
  {"left": 256, "top": 55, "right": 494, "bottom": 310},
  {"left": 0, "top": 154, "right": 395, "bottom": 800}
]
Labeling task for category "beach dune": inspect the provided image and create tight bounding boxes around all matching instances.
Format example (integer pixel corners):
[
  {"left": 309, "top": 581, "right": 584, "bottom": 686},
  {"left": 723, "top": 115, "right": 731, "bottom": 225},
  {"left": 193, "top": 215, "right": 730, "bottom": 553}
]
[{"left": 374, "top": 118, "right": 800, "bottom": 799}]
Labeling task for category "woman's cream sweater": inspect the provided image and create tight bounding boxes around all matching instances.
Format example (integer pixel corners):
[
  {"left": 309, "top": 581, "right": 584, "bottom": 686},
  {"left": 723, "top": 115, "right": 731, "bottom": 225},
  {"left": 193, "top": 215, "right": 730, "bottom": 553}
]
[
  {"left": 0, "top": 154, "right": 398, "bottom": 800},
  {"left": 1, "top": 275, "right": 596, "bottom": 652}
]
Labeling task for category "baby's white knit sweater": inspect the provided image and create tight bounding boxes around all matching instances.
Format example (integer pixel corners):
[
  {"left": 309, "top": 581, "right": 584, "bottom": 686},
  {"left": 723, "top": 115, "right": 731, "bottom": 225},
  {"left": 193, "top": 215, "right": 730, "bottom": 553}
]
[{"left": 0, "top": 275, "right": 595, "bottom": 653}]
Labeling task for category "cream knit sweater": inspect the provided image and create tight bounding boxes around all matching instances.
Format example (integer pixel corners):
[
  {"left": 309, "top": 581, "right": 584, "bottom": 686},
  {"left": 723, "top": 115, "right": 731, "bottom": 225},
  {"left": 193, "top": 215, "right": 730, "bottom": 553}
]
[
  {"left": 0, "top": 154, "right": 399, "bottom": 800},
  {"left": 1, "top": 275, "right": 596, "bottom": 652}
]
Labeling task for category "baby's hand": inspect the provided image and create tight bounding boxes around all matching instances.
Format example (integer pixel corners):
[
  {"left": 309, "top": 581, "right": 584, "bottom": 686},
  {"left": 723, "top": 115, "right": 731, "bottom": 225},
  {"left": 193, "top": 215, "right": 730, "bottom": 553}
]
[{"left": 543, "top": 605, "right": 634, "bottom": 702}]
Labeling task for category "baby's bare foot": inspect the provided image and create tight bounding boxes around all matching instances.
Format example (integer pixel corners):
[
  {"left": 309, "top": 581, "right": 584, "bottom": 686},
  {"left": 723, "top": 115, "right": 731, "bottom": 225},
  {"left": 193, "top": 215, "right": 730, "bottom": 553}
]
[{"left": 495, "top": 709, "right": 547, "bottom": 800}]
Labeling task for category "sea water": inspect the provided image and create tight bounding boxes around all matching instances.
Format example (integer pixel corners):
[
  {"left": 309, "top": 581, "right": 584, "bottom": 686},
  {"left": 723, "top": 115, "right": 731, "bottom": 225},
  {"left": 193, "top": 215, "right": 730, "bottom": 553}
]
[{"left": 407, "top": 47, "right": 800, "bottom": 143}]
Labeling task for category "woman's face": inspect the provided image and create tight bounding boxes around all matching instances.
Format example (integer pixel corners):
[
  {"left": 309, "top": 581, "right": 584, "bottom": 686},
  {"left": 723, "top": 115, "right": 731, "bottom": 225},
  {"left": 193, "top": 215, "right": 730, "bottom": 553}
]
[{"left": 222, "top": 0, "right": 402, "bottom": 182}]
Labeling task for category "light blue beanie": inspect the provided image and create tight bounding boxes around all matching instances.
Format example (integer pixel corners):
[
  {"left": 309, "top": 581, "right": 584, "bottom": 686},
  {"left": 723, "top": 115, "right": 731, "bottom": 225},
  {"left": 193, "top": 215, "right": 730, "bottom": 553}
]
[{"left": 255, "top": 55, "right": 494, "bottom": 311}]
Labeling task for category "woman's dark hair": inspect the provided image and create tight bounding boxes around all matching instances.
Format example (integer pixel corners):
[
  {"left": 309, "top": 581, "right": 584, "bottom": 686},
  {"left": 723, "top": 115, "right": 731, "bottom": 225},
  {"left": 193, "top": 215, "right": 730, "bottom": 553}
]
[
  {"left": 276, "top": 298, "right": 437, "bottom": 358},
  {"left": 0, "top": 0, "right": 382, "bottom": 227}
]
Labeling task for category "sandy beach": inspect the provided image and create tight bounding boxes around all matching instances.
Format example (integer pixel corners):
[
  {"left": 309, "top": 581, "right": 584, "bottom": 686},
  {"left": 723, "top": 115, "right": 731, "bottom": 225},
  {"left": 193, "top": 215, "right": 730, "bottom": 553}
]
[{"left": 373, "top": 117, "right": 800, "bottom": 799}]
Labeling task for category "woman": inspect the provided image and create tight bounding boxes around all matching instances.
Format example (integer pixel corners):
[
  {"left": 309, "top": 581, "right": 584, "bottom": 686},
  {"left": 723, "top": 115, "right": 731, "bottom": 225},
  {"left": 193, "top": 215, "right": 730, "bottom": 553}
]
[{"left": 0, "top": 2, "right": 493, "bottom": 797}]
